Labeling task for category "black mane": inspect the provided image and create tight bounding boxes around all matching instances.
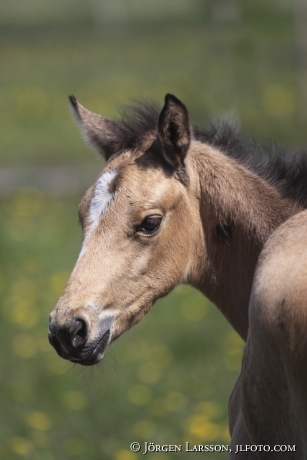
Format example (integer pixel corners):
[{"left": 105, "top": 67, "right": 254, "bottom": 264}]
[
  {"left": 116, "top": 99, "right": 161, "bottom": 151},
  {"left": 118, "top": 101, "right": 307, "bottom": 208},
  {"left": 194, "top": 121, "right": 307, "bottom": 208}
]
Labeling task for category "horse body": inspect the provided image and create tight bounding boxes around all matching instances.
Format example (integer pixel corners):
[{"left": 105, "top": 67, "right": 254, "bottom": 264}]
[
  {"left": 241, "top": 210, "right": 307, "bottom": 458},
  {"left": 49, "top": 94, "right": 307, "bottom": 458}
]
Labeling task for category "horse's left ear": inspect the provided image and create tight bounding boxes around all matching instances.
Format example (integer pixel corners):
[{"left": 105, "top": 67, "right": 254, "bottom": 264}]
[
  {"left": 68, "top": 95, "right": 123, "bottom": 161},
  {"left": 158, "top": 94, "right": 191, "bottom": 167}
]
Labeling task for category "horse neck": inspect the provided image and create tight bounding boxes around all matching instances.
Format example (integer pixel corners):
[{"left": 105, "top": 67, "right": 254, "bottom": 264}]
[{"left": 187, "top": 141, "right": 301, "bottom": 340}]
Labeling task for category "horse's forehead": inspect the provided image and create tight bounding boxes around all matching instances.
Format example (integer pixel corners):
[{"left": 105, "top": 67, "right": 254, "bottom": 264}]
[
  {"left": 122, "top": 165, "right": 176, "bottom": 201},
  {"left": 93, "top": 153, "right": 178, "bottom": 214},
  {"left": 88, "top": 155, "right": 138, "bottom": 222}
]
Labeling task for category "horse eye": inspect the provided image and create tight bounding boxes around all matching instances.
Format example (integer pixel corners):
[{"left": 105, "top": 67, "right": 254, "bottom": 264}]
[{"left": 137, "top": 215, "right": 163, "bottom": 235}]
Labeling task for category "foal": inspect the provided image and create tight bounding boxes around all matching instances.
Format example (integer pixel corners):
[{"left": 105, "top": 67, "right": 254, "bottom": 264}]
[{"left": 49, "top": 94, "right": 307, "bottom": 458}]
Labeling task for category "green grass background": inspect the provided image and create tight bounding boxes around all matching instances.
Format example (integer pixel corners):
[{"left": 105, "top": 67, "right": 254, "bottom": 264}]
[{"left": 0, "top": 1, "right": 304, "bottom": 459}]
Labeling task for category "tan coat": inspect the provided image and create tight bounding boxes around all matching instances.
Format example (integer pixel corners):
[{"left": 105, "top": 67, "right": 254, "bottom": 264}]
[{"left": 49, "top": 94, "right": 307, "bottom": 458}]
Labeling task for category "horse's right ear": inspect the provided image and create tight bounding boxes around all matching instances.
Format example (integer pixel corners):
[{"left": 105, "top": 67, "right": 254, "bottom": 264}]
[
  {"left": 69, "top": 95, "right": 122, "bottom": 161},
  {"left": 158, "top": 94, "right": 191, "bottom": 167}
]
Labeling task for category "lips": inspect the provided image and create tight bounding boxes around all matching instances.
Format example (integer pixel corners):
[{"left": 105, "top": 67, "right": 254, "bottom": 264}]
[
  {"left": 49, "top": 314, "right": 115, "bottom": 366},
  {"left": 78, "top": 329, "right": 111, "bottom": 366}
]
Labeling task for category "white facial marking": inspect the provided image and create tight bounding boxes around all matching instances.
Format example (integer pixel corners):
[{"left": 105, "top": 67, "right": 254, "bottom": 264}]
[
  {"left": 90, "top": 169, "right": 117, "bottom": 228},
  {"left": 71, "top": 169, "right": 117, "bottom": 273}
]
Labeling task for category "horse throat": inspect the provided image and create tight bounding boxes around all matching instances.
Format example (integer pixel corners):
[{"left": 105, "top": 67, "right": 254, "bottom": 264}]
[{"left": 188, "top": 142, "right": 301, "bottom": 341}]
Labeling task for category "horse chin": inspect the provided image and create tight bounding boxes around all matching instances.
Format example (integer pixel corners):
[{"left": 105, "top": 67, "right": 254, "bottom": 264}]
[{"left": 76, "top": 329, "right": 111, "bottom": 366}]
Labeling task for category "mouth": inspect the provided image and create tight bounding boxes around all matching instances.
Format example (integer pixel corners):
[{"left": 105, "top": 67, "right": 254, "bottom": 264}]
[
  {"left": 49, "top": 313, "right": 116, "bottom": 366},
  {"left": 77, "top": 329, "right": 111, "bottom": 366}
]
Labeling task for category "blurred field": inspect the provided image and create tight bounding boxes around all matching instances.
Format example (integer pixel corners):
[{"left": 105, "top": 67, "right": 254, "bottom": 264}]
[
  {"left": 0, "top": 1, "right": 305, "bottom": 459},
  {"left": 0, "top": 190, "right": 243, "bottom": 460},
  {"left": 1, "top": 1, "right": 305, "bottom": 167}
]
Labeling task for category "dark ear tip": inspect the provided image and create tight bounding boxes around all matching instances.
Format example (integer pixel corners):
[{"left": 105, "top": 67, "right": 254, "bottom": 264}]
[
  {"left": 164, "top": 93, "right": 185, "bottom": 109},
  {"left": 165, "top": 93, "right": 177, "bottom": 103},
  {"left": 69, "top": 95, "right": 78, "bottom": 108}
]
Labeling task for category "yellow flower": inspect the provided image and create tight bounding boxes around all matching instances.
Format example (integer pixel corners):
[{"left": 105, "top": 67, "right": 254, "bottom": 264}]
[
  {"left": 9, "top": 301, "right": 39, "bottom": 328},
  {"left": 9, "top": 437, "right": 33, "bottom": 455},
  {"left": 224, "top": 331, "right": 244, "bottom": 371},
  {"left": 115, "top": 450, "right": 138, "bottom": 460},
  {"left": 186, "top": 414, "right": 220, "bottom": 441},
  {"left": 26, "top": 411, "right": 52, "bottom": 431}
]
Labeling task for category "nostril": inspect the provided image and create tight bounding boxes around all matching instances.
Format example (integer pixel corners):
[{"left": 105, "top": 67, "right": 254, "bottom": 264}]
[
  {"left": 48, "top": 316, "right": 89, "bottom": 358},
  {"left": 72, "top": 317, "right": 88, "bottom": 348}
]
